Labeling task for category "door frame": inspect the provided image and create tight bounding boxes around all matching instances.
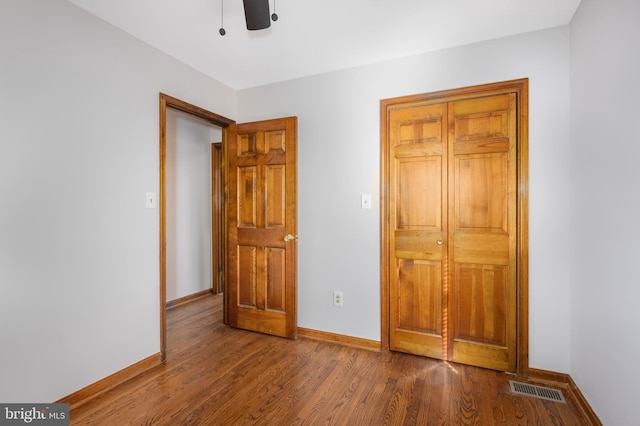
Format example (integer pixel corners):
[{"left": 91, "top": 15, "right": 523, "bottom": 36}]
[
  {"left": 211, "top": 142, "right": 224, "bottom": 295},
  {"left": 159, "top": 93, "right": 234, "bottom": 361},
  {"left": 380, "top": 79, "right": 529, "bottom": 376}
]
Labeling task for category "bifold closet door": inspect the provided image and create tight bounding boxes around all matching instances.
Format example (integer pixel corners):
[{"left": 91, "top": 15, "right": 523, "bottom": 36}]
[
  {"left": 447, "top": 94, "right": 517, "bottom": 372},
  {"left": 388, "top": 93, "right": 517, "bottom": 372}
]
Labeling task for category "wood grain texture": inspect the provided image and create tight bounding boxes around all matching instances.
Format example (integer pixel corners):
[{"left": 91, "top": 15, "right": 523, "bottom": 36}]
[
  {"left": 297, "top": 327, "right": 381, "bottom": 352},
  {"left": 57, "top": 353, "right": 161, "bottom": 410},
  {"left": 211, "top": 142, "right": 225, "bottom": 295},
  {"left": 166, "top": 289, "right": 213, "bottom": 310},
  {"left": 69, "top": 294, "right": 599, "bottom": 425},
  {"left": 528, "top": 368, "right": 603, "bottom": 426},
  {"left": 381, "top": 79, "right": 529, "bottom": 375},
  {"left": 227, "top": 117, "right": 298, "bottom": 339}
]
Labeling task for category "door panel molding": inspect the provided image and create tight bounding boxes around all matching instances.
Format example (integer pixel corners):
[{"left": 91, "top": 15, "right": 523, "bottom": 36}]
[
  {"left": 227, "top": 117, "right": 298, "bottom": 339},
  {"left": 380, "top": 79, "right": 529, "bottom": 375}
]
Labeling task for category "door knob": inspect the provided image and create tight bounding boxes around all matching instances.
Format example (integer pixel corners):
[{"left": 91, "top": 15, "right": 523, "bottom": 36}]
[
  {"left": 284, "top": 234, "right": 298, "bottom": 242},
  {"left": 437, "top": 239, "right": 444, "bottom": 245}
]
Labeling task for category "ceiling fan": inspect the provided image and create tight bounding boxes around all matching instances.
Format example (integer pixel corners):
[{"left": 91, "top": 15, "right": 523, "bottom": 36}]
[{"left": 219, "top": 0, "right": 279, "bottom": 36}]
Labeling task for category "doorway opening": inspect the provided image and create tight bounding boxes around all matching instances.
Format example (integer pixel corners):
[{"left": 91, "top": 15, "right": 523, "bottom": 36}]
[
  {"left": 159, "top": 94, "right": 234, "bottom": 361},
  {"left": 165, "top": 109, "right": 221, "bottom": 307}
]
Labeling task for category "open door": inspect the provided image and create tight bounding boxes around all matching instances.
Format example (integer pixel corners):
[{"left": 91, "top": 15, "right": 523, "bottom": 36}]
[{"left": 226, "top": 117, "right": 298, "bottom": 339}]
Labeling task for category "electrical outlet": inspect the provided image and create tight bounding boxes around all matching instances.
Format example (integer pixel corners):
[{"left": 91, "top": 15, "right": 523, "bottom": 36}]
[{"left": 333, "top": 291, "right": 343, "bottom": 307}]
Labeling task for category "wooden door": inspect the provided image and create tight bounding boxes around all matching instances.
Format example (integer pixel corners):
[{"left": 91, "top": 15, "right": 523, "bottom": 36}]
[
  {"left": 384, "top": 82, "right": 524, "bottom": 372},
  {"left": 389, "top": 102, "right": 449, "bottom": 359},
  {"left": 227, "top": 117, "right": 297, "bottom": 339},
  {"left": 447, "top": 94, "right": 517, "bottom": 371}
]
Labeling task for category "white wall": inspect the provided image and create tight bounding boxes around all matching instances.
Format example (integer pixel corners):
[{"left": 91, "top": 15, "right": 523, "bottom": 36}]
[
  {"left": 239, "top": 26, "right": 573, "bottom": 372},
  {"left": 165, "top": 109, "right": 221, "bottom": 302},
  {"left": 570, "top": 0, "right": 640, "bottom": 424},
  {"left": 0, "top": 0, "right": 236, "bottom": 403}
]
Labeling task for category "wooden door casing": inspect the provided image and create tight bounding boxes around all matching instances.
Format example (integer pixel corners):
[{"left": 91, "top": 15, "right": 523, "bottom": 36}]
[
  {"left": 381, "top": 80, "right": 528, "bottom": 374},
  {"left": 211, "top": 142, "right": 224, "bottom": 295},
  {"left": 227, "top": 117, "right": 298, "bottom": 339}
]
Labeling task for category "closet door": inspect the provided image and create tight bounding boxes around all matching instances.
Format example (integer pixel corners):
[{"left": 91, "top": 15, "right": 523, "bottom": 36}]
[
  {"left": 388, "top": 102, "right": 448, "bottom": 359},
  {"left": 385, "top": 87, "right": 520, "bottom": 372},
  {"left": 447, "top": 94, "right": 517, "bottom": 372}
]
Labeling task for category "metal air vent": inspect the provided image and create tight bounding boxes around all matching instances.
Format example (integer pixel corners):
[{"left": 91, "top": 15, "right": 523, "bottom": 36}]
[{"left": 509, "top": 381, "right": 566, "bottom": 403}]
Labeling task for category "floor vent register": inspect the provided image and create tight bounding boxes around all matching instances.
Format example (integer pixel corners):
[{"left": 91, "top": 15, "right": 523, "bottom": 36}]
[{"left": 509, "top": 381, "right": 566, "bottom": 403}]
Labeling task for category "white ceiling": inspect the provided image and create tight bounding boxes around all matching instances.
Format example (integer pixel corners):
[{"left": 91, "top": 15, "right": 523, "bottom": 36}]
[{"left": 66, "top": 0, "right": 582, "bottom": 90}]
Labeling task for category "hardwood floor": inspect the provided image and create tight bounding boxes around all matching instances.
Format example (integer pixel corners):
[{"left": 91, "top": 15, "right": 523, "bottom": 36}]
[{"left": 70, "top": 294, "right": 595, "bottom": 425}]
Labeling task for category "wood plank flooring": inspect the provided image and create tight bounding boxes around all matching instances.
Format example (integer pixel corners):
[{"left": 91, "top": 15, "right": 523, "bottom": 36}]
[{"left": 70, "top": 294, "right": 595, "bottom": 425}]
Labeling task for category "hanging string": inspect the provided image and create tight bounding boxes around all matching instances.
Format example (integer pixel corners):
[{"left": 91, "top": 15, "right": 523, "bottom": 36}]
[
  {"left": 219, "top": 0, "right": 226, "bottom": 36},
  {"left": 271, "top": 0, "right": 278, "bottom": 22}
]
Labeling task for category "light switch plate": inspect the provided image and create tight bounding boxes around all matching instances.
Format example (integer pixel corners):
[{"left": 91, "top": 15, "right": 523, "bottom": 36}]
[
  {"left": 146, "top": 192, "right": 156, "bottom": 209},
  {"left": 361, "top": 194, "right": 372, "bottom": 209}
]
